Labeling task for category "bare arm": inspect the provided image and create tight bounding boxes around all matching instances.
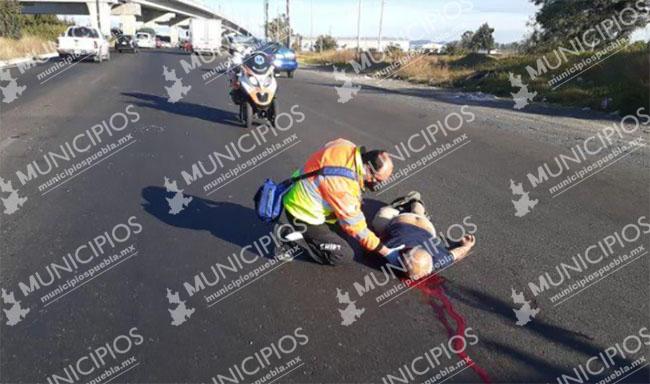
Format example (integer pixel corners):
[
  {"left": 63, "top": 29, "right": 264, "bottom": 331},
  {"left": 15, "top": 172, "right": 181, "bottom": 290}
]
[{"left": 450, "top": 234, "right": 476, "bottom": 261}]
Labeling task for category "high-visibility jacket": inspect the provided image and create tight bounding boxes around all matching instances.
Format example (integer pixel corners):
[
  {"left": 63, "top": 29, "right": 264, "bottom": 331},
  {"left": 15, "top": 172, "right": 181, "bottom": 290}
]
[{"left": 283, "top": 138, "right": 381, "bottom": 251}]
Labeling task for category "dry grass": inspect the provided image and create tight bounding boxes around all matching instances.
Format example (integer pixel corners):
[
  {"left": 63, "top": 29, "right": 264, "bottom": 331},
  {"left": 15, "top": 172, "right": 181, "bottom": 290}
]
[
  {"left": 0, "top": 35, "right": 56, "bottom": 61},
  {"left": 297, "top": 46, "right": 649, "bottom": 114},
  {"left": 298, "top": 50, "right": 357, "bottom": 65},
  {"left": 298, "top": 50, "right": 473, "bottom": 86},
  {"left": 390, "top": 55, "right": 473, "bottom": 86}
]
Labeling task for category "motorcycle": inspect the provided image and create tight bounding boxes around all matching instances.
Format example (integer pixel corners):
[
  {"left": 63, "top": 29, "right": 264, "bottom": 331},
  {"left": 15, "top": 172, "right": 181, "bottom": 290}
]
[{"left": 229, "top": 51, "right": 278, "bottom": 128}]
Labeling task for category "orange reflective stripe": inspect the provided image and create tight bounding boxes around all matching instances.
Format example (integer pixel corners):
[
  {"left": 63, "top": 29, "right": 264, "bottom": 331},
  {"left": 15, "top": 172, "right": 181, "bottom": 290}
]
[{"left": 340, "top": 212, "right": 365, "bottom": 226}]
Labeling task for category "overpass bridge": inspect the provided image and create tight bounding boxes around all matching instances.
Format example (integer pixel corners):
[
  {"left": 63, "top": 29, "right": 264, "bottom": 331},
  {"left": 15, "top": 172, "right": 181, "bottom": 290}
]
[{"left": 18, "top": 0, "right": 252, "bottom": 40}]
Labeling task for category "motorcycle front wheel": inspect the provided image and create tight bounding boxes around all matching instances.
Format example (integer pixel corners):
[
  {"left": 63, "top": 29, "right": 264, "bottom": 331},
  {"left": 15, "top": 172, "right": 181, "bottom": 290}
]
[
  {"left": 268, "top": 99, "right": 277, "bottom": 127},
  {"left": 240, "top": 102, "right": 253, "bottom": 129}
]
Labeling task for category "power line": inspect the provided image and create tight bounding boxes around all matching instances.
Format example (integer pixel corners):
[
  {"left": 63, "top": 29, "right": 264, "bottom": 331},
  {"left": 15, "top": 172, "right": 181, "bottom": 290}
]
[
  {"left": 264, "top": 0, "right": 269, "bottom": 40},
  {"left": 356, "top": 0, "right": 362, "bottom": 53},
  {"left": 378, "top": 0, "right": 385, "bottom": 51},
  {"left": 286, "top": 0, "right": 291, "bottom": 47}
]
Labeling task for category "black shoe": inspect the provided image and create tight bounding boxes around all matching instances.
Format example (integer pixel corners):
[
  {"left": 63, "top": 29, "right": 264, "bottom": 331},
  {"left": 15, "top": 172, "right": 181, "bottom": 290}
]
[
  {"left": 274, "top": 224, "right": 302, "bottom": 261},
  {"left": 274, "top": 241, "right": 296, "bottom": 261},
  {"left": 389, "top": 191, "right": 422, "bottom": 210}
]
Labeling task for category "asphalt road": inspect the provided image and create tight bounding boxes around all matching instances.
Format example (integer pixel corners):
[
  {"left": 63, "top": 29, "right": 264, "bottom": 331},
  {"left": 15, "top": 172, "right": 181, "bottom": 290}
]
[{"left": 1, "top": 49, "right": 649, "bottom": 384}]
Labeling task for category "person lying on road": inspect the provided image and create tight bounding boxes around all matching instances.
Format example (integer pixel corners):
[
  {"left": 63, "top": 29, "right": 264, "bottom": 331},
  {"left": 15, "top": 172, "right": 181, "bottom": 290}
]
[{"left": 371, "top": 191, "right": 476, "bottom": 280}]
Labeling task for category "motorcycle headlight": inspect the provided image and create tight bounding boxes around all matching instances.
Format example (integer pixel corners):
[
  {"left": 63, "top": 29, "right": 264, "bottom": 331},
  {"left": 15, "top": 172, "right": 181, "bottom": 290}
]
[
  {"left": 249, "top": 76, "right": 259, "bottom": 86},
  {"left": 262, "top": 76, "right": 273, "bottom": 87}
]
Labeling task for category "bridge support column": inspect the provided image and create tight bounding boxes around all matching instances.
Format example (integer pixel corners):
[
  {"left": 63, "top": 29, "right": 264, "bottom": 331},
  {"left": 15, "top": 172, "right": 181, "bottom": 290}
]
[
  {"left": 141, "top": 10, "right": 176, "bottom": 29},
  {"left": 169, "top": 27, "right": 179, "bottom": 46},
  {"left": 112, "top": 3, "right": 141, "bottom": 36},
  {"left": 165, "top": 16, "right": 191, "bottom": 45},
  {"left": 119, "top": 15, "right": 137, "bottom": 36},
  {"left": 86, "top": 1, "right": 112, "bottom": 37}
]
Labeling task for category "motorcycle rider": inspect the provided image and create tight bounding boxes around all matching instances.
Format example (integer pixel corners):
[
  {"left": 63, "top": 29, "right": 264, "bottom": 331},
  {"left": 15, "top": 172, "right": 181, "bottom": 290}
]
[{"left": 227, "top": 45, "right": 253, "bottom": 95}]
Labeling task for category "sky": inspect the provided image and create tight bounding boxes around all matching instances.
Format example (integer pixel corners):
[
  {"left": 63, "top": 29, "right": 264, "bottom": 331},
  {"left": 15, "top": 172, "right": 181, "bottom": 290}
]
[
  {"left": 79, "top": 0, "right": 648, "bottom": 43},
  {"left": 204, "top": 0, "right": 650, "bottom": 43},
  {"left": 205, "top": 0, "right": 541, "bottom": 43}
]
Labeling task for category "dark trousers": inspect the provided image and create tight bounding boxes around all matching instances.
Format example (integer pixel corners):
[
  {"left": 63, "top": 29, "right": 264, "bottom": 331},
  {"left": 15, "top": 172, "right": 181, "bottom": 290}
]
[{"left": 285, "top": 212, "right": 355, "bottom": 266}]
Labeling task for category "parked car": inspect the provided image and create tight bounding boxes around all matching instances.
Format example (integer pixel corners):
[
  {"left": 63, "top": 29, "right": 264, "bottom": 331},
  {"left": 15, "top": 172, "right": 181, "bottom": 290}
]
[
  {"left": 115, "top": 35, "right": 138, "bottom": 53},
  {"left": 57, "top": 26, "right": 110, "bottom": 62},
  {"left": 156, "top": 35, "right": 172, "bottom": 48},
  {"left": 181, "top": 41, "right": 193, "bottom": 53},
  {"left": 225, "top": 34, "right": 258, "bottom": 54},
  {"left": 110, "top": 27, "right": 123, "bottom": 38},
  {"left": 136, "top": 32, "right": 155, "bottom": 49},
  {"left": 264, "top": 42, "right": 298, "bottom": 78}
]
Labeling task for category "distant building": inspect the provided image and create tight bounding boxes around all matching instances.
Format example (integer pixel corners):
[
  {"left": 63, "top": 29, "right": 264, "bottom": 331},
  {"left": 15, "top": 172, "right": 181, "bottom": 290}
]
[
  {"left": 416, "top": 42, "right": 444, "bottom": 53},
  {"left": 477, "top": 48, "right": 503, "bottom": 55},
  {"left": 301, "top": 37, "right": 409, "bottom": 52}
]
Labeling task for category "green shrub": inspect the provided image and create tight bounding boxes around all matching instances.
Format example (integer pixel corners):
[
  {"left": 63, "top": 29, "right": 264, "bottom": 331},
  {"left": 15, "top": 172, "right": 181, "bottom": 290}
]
[
  {"left": 455, "top": 46, "right": 649, "bottom": 114},
  {"left": 0, "top": 0, "right": 23, "bottom": 38},
  {"left": 22, "top": 15, "right": 70, "bottom": 41},
  {"left": 314, "top": 35, "right": 337, "bottom": 51},
  {"left": 1, "top": 6, "right": 70, "bottom": 41}
]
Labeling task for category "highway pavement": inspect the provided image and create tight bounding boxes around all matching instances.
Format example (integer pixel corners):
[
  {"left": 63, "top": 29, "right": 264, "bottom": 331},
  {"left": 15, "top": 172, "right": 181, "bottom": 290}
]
[{"left": 0, "top": 49, "right": 648, "bottom": 383}]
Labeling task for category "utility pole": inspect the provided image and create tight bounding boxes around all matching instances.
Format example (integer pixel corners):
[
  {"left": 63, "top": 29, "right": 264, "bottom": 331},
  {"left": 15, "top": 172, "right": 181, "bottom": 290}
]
[
  {"left": 275, "top": 3, "right": 280, "bottom": 42},
  {"left": 286, "top": 0, "right": 291, "bottom": 48},
  {"left": 96, "top": 0, "right": 102, "bottom": 33},
  {"left": 378, "top": 0, "right": 385, "bottom": 51},
  {"left": 356, "top": 0, "right": 362, "bottom": 55},
  {"left": 310, "top": 0, "right": 313, "bottom": 46},
  {"left": 264, "top": 0, "right": 269, "bottom": 40}
]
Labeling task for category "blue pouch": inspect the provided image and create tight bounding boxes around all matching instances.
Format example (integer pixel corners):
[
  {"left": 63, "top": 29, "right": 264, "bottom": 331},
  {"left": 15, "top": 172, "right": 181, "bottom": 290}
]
[
  {"left": 253, "top": 166, "right": 357, "bottom": 223},
  {"left": 254, "top": 179, "right": 292, "bottom": 223}
]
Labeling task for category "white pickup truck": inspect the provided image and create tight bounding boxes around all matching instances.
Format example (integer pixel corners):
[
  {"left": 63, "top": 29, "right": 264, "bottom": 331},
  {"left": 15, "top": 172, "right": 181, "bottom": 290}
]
[{"left": 57, "top": 26, "right": 110, "bottom": 62}]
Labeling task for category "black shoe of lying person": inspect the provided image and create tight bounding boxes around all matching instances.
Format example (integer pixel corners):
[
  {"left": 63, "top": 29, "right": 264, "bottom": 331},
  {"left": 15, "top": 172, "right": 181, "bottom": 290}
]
[{"left": 389, "top": 191, "right": 422, "bottom": 211}]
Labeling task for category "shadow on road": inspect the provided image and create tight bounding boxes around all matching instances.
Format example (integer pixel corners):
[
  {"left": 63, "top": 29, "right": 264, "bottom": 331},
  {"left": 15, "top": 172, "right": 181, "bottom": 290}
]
[
  {"left": 481, "top": 338, "right": 569, "bottom": 379},
  {"left": 141, "top": 186, "right": 396, "bottom": 268},
  {"left": 445, "top": 280, "right": 650, "bottom": 381},
  {"left": 141, "top": 186, "right": 323, "bottom": 266},
  {"left": 141, "top": 186, "right": 277, "bottom": 256},
  {"left": 122, "top": 92, "right": 241, "bottom": 126},
  {"left": 138, "top": 49, "right": 190, "bottom": 56}
]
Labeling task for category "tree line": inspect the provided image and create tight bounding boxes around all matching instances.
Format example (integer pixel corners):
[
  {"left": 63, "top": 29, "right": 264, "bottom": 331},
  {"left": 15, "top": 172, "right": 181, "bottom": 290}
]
[
  {"left": 1, "top": 0, "right": 71, "bottom": 40},
  {"left": 445, "top": 0, "right": 649, "bottom": 54}
]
